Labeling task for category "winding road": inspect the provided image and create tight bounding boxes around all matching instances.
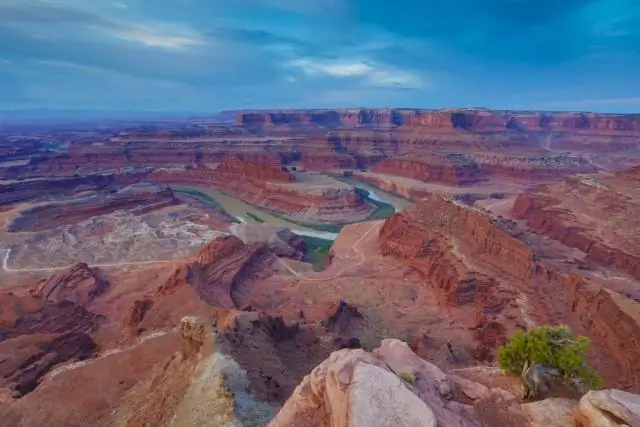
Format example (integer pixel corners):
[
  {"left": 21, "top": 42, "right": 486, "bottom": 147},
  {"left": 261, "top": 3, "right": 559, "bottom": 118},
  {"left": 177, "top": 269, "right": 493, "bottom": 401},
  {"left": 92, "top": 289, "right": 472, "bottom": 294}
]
[
  {"left": 274, "top": 221, "right": 381, "bottom": 282},
  {"left": 1, "top": 221, "right": 381, "bottom": 281},
  {"left": 1, "top": 248, "right": 174, "bottom": 273}
]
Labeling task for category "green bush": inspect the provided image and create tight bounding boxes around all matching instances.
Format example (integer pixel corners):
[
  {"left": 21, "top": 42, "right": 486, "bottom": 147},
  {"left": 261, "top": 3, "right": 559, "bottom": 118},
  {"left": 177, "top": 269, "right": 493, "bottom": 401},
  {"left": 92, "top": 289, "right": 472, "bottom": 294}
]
[
  {"left": 497, "top": 325, "right": 603, "bottom": 389},
  {"left": 398, "top": 371, "right": 416, "bottom": 384}
]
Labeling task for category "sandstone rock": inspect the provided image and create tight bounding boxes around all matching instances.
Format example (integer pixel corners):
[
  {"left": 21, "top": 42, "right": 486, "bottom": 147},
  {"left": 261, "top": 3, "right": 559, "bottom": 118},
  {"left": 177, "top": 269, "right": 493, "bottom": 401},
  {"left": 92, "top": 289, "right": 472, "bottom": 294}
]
[
  {"left": 8, "top": 183, "right": 178, "bottom": 232},
  {"left": 0, "top": 332, "right": 97, "bottom": 397},
  {"left": 36, "top": 262, "right": 108, "bottom": 306},
  {"left": 0, "top": 292, "right": 103, "bottom": 339},
  {"left": 520, "top": 398, "right": 576, "bottom": 427},
  {"left": 269, "top": 339, "right": 478, "bottom": 427},
  {"left": 371, "top": 153, "right": 485, "bottom": 185},
  {"left": 230, "top": 222, "right": 307, "bottom": 260},
  {"left": 574, "top": 389, "right": 640, "bottom": 426},
  {"left": 151, "top": 165, "right": 374, "bottom": 224}
]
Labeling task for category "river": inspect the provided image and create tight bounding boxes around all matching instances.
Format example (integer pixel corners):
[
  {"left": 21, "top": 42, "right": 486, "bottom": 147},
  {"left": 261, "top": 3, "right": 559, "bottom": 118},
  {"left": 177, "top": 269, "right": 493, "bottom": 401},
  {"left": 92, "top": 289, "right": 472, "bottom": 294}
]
[
  {"left": 173, "top": 182, "right": 412, "bottom": 241},
  {"left": 339, "top": 177, "right": 414, "bottom": 212}
]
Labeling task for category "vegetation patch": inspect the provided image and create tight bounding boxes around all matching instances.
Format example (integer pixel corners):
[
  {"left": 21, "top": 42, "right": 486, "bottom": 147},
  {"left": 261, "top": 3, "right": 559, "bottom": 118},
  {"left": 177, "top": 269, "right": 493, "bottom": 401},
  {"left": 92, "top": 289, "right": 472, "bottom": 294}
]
[
  {"left": 497, "top": 325, "right": 603, "bottom": 390},
  {"left": 301, "top": 235, "right": 333, "bottom": 271},
  {"left": 398, "top": 371, "right": 416, "bottom": 384}
]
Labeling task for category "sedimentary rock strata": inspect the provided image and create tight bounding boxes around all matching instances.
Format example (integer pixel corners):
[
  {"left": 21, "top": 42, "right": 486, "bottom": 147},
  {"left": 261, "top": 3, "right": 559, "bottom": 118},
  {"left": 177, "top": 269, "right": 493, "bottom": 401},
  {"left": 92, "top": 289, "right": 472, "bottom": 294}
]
[
  {"left": 35, "top": 262, "right": 109, "bottom": 306},
  {"left": 152, "top": 163, "right": 374, "bottom": 223},
  {"left": 512, "top": 168, "right": 640, "bottom": 280},
  {"left": 8, "top": 183, "right": 178, "bottom": 232}
]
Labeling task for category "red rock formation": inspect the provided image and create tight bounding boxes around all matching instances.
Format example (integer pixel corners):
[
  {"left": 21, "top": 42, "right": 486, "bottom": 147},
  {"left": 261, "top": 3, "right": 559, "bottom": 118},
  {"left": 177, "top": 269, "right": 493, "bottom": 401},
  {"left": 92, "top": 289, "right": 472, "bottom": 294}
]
[
  {"left": 216, "top": 156, "right": 294, "bottom": 182},
  {"left": 0, "top": 332, "right": 97, "bottom": 397},
  {"left": 152, "top": 163, "right": 373, "bottom": 223},
  {"left": 36, "top": 263, "right": 108, "bottom": 306},
  {"left": 156, "top": 235, "right": 276, "bottom": 310},
  {"left": 0, "top": 292, "right": 103, "bottom": 339},
  {"left": 378, "top": 195, "right": 532, "bottom": 359},
  {"left": 234, "top": 108, "right": 640, "bottom": 134},
  {"left": 569, "top": 277, "right": 640, "bottom": 392},
  {"left": 372, "top": 153, "right": 485, "bottom": 185},
  {"left": 512, "top": 172, "right": 640, "bottom": 280},
  {"left": 8, "top": 183, "right": 178, "bottom": 232}
]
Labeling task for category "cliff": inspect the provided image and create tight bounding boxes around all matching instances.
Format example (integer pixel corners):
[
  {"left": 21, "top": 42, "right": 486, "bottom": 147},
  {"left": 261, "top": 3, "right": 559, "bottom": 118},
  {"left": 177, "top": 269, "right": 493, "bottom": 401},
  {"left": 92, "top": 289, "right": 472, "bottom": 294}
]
[
  {"left": 378, "top": 196, "right": 535, "bottom": 359},
  {"left": 234, "top": 108, "right": 640, "bottom": 134},
  {"left": 35, "top": 262, "right": 109, "bottom": 306},
  {"left": 151, "top": 163, "right": 374, "bottom": 223},
  {"left": 512, "top": 172, "right": 640, "bottom": 280},
  {"left": 8, "top": 183, "right": 179, "bottom": 232},
  {"left": 371, "top": 153, "right": 486, "bottom": 185},
  {"left": 570, "top": 277, "right": 640, "bottom": 392},
  {"left": 270, "top": 338, "right": 640, "bottom": 427},
  {"left": 159, "top": 235, "right": 276, "bottom": 310}
]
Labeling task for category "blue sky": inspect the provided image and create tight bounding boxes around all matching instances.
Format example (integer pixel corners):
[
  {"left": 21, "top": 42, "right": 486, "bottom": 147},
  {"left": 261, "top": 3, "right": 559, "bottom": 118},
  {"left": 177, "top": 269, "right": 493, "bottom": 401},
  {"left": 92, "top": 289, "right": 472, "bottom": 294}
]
[{"left": 1, "top": 0, "right": 639, "bottom": 113}]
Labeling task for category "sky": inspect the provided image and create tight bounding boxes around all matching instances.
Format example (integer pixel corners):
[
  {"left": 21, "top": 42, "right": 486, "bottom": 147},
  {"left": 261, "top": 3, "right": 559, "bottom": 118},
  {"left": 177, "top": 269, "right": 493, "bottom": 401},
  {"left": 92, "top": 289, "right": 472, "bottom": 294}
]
[{"left": 1, "top": 0, "right": 640, "bottom": 114}]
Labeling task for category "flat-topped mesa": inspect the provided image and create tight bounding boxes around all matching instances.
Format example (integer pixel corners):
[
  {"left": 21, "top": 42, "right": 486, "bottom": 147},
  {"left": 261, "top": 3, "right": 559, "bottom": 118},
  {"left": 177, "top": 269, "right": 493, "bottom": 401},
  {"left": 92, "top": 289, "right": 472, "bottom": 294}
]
[
  {"left": 233, "top": 108, "right": 640, "bottom": 133},
  {"left": 473, "top": 153, "right": 597, "bottom": 182},
  {"left": 371, "top": 153, "right": 486, "bottom": 185}
]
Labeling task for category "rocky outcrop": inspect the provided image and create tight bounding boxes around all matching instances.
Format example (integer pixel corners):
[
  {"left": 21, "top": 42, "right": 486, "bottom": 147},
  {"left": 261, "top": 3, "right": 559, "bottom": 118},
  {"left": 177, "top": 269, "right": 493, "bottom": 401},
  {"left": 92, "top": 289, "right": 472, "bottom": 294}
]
[
  {"left": 234, "top": 108, "right": 640, "bottom": 134},
  {"left": 379, "top": 196, "right": 532, "bottom": 358},
  {"left": 0, "top": 293, "right": 103, "bottom": 339},
  {"left": 268, "top": 340, "right": 472, "bottom": 427},
  {"left": 570, "top": 279, "right": 640, "bottom": 393},
  {"left": 8, "top": 183, "right": 179, "bottom": 232},
  {"left": 574, "top": 389, "right": 640, "bottom": 426},
  {"left": 0, "top": 332, "right": 97, "bottom": 397},
  {"left": 230, "top": 223, "right": 307, "bottom": 260},
  {"left": 158, "top": 235, "right": 276, "bottom": 310},
  {"left": 152, "top": 165, "right": 374, "bottom": 223},
  {"left": 512, "top": 173, "right": 640, "bottom": 280},
  {"left": 371, "top": 153, "right": 486, "bottom": 185},
  {"left": 111, "top": 316, "right": 277, "bottom": 427},
  {"left": 35, "top": 263, "right": 108, "bottom": 306}
]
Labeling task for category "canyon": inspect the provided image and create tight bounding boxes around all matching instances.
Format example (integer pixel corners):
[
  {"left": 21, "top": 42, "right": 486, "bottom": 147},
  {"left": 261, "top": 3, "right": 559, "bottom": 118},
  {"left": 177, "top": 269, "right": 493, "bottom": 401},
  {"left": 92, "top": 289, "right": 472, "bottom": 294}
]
[{"left": 0, "top": 107, "right": 640, "bottom": 426}]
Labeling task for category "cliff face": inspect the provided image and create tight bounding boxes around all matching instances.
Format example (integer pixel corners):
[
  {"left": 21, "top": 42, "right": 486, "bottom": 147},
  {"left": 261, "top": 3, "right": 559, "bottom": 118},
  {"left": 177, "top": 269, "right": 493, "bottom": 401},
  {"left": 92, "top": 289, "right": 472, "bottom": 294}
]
[
  {"left": 570, "top": 278, "right": 640, "bottom": 392},
  {"left": 216, "top": 156, "right": 294, "bottom": 182},
  {"left": 234, "top": 108, "right": 640, "bottom": 133},
  {"left": 378, "top": 196, "right": 534, "bottom": 358},
  {"left": 36, "top": 263, "right": 109, "bottom": 306},
  {"left": 159, "top": 235, "right": 276, "bottom": 310},
  {"left": 8, "top": 184, "right": 179, "bottom": 232},
  {"left": 511, "top": 172, "right": 640, "bottom": 280},
  {"left": 371, "top": 154, "right": 486, "bottom": 185},
  {"left": 152, "top": 163, "right": 374, "bottom": 223},
  {"left": 0, "top": 173, "right": 145, "bottom": 207}
]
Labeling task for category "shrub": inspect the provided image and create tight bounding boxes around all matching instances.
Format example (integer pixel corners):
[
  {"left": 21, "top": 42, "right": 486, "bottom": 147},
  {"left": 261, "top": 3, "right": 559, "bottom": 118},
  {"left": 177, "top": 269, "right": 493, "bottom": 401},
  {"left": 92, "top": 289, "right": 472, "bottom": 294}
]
[
  {"left": 497, "top": 325, "right": 603, "bottom": 389},
  {"left": 398, "top": 371, "right": 416, "bottom": 384}
]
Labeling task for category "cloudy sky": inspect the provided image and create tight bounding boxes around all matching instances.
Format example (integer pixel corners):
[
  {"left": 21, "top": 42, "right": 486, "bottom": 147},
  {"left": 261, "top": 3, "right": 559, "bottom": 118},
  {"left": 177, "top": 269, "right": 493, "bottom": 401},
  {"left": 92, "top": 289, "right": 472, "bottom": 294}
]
[{"left": 1, "top": 0, "right": 639, "bottom": 113}]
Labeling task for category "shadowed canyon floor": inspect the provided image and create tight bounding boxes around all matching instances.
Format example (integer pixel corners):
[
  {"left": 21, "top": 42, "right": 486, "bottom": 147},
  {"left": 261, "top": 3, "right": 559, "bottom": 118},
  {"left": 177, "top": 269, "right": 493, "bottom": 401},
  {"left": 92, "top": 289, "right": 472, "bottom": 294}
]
[{"left": 1, "top": 108, "right": 640, "bottom": 426}]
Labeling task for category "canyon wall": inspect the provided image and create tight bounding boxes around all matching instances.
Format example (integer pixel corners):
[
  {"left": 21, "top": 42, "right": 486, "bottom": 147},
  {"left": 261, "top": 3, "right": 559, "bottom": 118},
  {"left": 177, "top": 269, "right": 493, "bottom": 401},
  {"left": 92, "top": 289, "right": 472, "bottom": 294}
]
[
  {"left": 151, "top": 160, "right": 374, "bottom": 223},
  {"left": 234, "top": 108, "right": 640, "bottom": 133}
]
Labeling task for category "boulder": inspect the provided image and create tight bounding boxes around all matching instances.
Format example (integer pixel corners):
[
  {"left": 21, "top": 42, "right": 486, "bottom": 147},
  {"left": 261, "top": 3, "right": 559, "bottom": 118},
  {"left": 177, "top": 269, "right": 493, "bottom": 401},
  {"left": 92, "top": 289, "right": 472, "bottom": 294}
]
[{"left": 574, "top": 389, "right": 640, "bottom": 426}]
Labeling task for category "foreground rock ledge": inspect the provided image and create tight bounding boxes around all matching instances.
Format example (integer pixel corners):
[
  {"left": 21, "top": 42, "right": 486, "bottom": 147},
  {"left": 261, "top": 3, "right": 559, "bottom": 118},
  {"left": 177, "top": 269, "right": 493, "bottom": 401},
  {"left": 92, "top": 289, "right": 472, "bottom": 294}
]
[{"left": 269, "top": 339, "right": 640, "bottom": 427}]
